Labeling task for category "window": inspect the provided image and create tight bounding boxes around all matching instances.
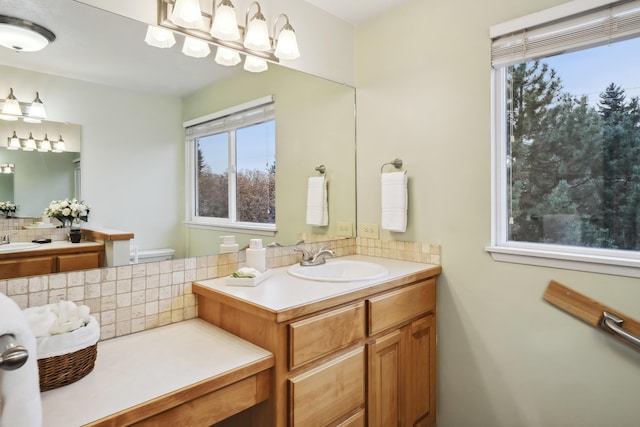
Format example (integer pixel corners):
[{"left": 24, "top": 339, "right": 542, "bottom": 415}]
[
  {"left": 185, "top": 97, "right": 276, "bottom": 232},
  {"left": 488, "top": 1, "right": 640, "bottom": 277}
]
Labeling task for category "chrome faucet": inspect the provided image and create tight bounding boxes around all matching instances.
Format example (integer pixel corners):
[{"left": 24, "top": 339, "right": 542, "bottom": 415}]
[
  {"left": 295, "top": 244, "right": 336, "bottom": 266},
  {"left": 0, "top": 232, "right": 14, "bottom": 245}
]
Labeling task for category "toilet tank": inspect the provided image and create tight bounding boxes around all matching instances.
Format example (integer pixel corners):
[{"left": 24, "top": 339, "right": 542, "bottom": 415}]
[{"left": 134, "top": 248, "right": 175, "bottom": 263}]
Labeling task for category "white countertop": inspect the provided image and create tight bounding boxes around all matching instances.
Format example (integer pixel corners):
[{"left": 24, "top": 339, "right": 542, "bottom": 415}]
[
  {"left": 41, "top": 319, "right": 273, "bottom": 427},
  {"left": 196, "top": 255, "right": 438, "bottom": 312}
]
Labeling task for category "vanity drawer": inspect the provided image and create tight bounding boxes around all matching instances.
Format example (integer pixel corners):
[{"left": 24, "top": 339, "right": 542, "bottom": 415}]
[
  {"left": 57, "top": 252, "right": 101, "bottom": 272},
  {"left": 289, "top": 347, "right": 365, "bottom": 427},
  {"left": 289, "top": 302, "right": 365, "bottom": 369},
  {"left": 0, "top": 256, "right": 54, "bottom": 279},
  {"left": 367, "top": 278, "right": 436, "bottom": 336}
]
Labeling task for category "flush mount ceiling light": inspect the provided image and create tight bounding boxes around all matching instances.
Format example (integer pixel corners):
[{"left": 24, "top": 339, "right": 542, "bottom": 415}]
[
  {"left": 0, "top": 15, "right": 55, "bottom": 52},
  {"left": 150, "top": 0, "right": 300, "bottom": 73},
  {"left": 0, "top": 88, "right": 49, "bottom": 123}
]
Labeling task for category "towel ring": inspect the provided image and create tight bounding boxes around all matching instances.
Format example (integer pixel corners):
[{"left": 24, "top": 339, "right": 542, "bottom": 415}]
[
  {"left": 380, "top": 158, "right": 403, "bottom": 173},
  {"left": 315, "top": 165, "right": 326, "bottom": 174}
]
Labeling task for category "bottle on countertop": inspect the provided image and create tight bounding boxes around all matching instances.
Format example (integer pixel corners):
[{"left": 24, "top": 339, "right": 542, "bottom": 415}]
[
  {"left": 220, "top": 235, "right": 239, "bottom": 253},
  {"left": 245, "top": 238, "right": 266, "bottom": 272}
]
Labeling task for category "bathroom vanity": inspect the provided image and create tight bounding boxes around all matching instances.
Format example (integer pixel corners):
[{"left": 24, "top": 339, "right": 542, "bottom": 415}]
[
  {"left": 193, "top": 255, "right": 441, "bottom": 427},
  {"left": 0, "top": 241, "right": 105, "bottom": 279}
]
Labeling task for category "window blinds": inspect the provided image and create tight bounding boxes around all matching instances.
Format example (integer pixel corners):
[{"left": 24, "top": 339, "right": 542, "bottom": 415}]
[
  {"left": 491, "top": 0, "right": 640, "bottom": 67},
  {"left": 185, "top": 97, "right": 275, "bottom": 139}
]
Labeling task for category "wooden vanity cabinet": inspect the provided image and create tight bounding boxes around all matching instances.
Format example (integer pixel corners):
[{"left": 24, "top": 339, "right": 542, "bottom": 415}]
[
  {"left": 0, "top": 245, "right": 104, "bottom": 279},
  {"left": 196, "top": 271, "right": 438, "bottom": 427}
]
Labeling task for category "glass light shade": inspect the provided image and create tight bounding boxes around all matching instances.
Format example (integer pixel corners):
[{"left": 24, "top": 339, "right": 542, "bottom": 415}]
[
  {"left": 7, "top": 131, "right": 20, "bottom": 150},
  {"left": 182, "top": 37, "right": 211, "bottom": 58},
  {"left": 1, "top": 88, "right": 22, "bottom": 118},
  {"left": 214, "top": 46, "right": 241, "bottom": 66},
  {"left": 0, "top": 23, "right": 50, "bottom": 52},
  {"left": 210, "top": 2, "right": 240, "bottom": 41},
  {"left": 144, "top": 26, "right": 176, "bottom": 48},
  {"left": 28, "top": 92, "right": 47, "bottom": 119},
  {"left": 170, "top": 0, "right": 204, "bottom": 29},
  {"left": 243, "top": 16, "right": 270, "bottom": 51},
  {"left": 22, "top": 117, "right": 41, "bottom": 123},
  {"left": 274, "top": 26, "right": 300, "bottom": 60},
  {"left": 38, "top": 134, "right": 51, "bottom": 152},
  {"left": 1, "top": 164, "right": 12, "bottom": 174},
  {"left": 52, "top": 135, "right": 65, "bottom": 153},
  {"left": 0, "top": 114, "right": 18, "bottom": 121},
  {"left": 244, "top": 55, "right": 268, "bottom": 73},
  {"left": 23, "top": 132, "right": 36, "bottom": 151}
]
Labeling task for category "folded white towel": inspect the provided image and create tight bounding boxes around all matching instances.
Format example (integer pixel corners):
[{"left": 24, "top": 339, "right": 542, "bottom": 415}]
[
  {"left": 35, "top": 317, "right": 100, "bottom": 359},
  {"left": 0, "top": 293, "right": 42, "bottom": 427},
  {"left": 381, "top": 171, "right": 408, "bottom": 232},
  {"left": 306, "top": 176, "right": 329, "bottom": 226}
]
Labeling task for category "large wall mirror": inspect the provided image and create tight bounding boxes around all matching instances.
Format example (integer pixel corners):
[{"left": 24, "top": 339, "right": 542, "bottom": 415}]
[{"left": 0, "top": 0, "right": 356, "bottom": 260}]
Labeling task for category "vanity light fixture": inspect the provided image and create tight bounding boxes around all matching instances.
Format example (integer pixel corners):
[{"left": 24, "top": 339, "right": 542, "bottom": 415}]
[
  {"left": 0, "top": 163, "right": 14, "bottom": 174},
  {"left": 7, "top": 131, "right": 20, "bottom": 150},
  {"left": 0, "top": 88, "right": 49, "bottom": 123},
  {"left": 244, "top": 55, "right": 268, "bottom": 73},
  {"left": 23, "top": 132, "right": 36, "bottom": 151},
  {"left": 52, "top": 134, "right": 65, "bottom": 153},
  {"left": 152, "top": 0, "right": 300, "bottom": 73},
  {"left": 6, "top": 132, "right": 65, "bottom": 153},
  {"left": 169, "top": 0, "right": 204, "bottom": 29},
  {"left": 214, "top": 46, "right": 241, "bottom": 66},
  {"left": 182, "top": 36, "right": 211, "bottom": 58},
  {"left": 0, "top": 15, "right": 56, "bottom": 52},
  {"left": 144, "top": 26, "right": 176, "bottom": 48},
  {"left": 38, "top": 134, "right": 52, "bottom": 152}
]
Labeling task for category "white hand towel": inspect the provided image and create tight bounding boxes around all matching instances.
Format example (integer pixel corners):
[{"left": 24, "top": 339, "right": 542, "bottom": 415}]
[
  {"left": 381, "top": 171, "right": 408, "bottom": 232},
  {"left": 0, "top": 293, "right": 42, "bottom": 427},
  {"left": 306, "top": 176, "right": 329, "bottom": 226}
]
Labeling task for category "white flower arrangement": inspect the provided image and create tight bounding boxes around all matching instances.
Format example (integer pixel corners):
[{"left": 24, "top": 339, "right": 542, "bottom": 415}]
[
  {"left": 0, "top": 201, "right": 17, "bottom": 213},
  {"left": 44, "top": 198, "right": 90, "bottom": 224}
]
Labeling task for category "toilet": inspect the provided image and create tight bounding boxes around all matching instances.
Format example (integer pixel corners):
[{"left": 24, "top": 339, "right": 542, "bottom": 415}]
[{"left": 131, "top": 248, "right": 175, "bottom": 264}]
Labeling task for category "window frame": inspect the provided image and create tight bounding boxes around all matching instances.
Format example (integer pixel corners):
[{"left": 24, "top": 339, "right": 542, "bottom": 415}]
[
  {"left": 184, "top": 96, "right": 277, "bottom": 235},
  {"left": 486, "top": 0, "right": 640, "bottom": 278}
]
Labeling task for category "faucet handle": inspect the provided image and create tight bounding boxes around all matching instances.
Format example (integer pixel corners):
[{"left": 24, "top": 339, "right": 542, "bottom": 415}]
[{"left": 294, "top": 247, "right": 312, "bottom": 261}]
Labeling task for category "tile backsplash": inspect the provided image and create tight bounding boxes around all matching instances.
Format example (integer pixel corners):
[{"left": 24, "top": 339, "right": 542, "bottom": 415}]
[{"left": 3, "top": 236, "right": 440, "bottom": 341}]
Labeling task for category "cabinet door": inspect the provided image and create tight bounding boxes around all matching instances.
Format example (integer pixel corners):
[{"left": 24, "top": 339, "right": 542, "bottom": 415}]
[
  {"left": 0, "top": 256, "right": 54, "bottom": 279},
  {"left": 367, "top": 329, "right": 401, "bottom": 427},
  {"left": 404, "top": 314, "right": 436, "bottom": 427}
]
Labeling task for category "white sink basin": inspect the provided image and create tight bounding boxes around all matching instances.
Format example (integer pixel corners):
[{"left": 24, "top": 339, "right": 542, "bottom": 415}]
[
  {"left": 0, "top": 242, "right": 41, "bottom": 252},
  {"left": 287, "top": 259, "right": 389, "bottom": 282}
]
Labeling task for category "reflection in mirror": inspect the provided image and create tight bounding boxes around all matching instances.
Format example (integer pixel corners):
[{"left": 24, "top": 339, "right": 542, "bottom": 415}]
[
  {"left": 0, "top": 171, "right": 13, "bottom": 202},
  {"left": 0, "top": 121, "right": 81, "bottom": 217},
  {"left": 0, "top": 0, "right": 355, "bottom": 261}
]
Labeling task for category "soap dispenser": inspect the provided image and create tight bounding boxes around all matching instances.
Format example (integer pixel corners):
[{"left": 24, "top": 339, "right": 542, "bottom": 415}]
[
  {"left": 246, "top": 238, "right": 266, "bottom": 272},
  {"left": 220, "top": 235, "right": 239, "bottom": 253}
]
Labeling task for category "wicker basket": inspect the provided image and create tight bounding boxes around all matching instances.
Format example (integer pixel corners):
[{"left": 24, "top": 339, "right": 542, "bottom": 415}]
[{"left": 38, "top": 343, "right": 98, "bottom": 392}]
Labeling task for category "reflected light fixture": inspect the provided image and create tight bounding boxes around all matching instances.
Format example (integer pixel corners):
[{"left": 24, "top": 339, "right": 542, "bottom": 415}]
[
  {"left": 7, "top": 131, "right": 20, "bottom": 150},
  {"left": 23, "top": 132, "right": 36, "bottom": 151},
  {"left": 144, "top": 25, "right": 176, "bottom": 48},
  {"left": 38, "top": 134, "right": 52, "bottom": 152},
  {"left": 0, "top": 15, "right": 56, "bottom": 52},
  {"left": 273, "top": 14, "right": 300, "bottom": 60},
  {"left": 210, "top": 0, "right": 241, "bottom": 41},
  {"left": 52, "top": 134, "right": 65, "bottom": 153},
  {"left": 170, "top": 0, "right": 204, "bottom": 29},
  {"left": 182, "top": 36, "right": 211, "bottom": 58},
  {"left": 0, "top": 163, "right": 14, "bottom": 174},
  {"left": 215, "top": 46, "right": 241, "bottom": 66},
  {"left": 244, "top": 55, "right": 268, "bottom": 73},
  {"left": 243, "top": 2, "right": 270, "bottom": 51}
]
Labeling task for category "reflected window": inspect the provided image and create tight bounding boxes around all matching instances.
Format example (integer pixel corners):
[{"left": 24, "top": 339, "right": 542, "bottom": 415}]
[{"left": 187, "top": 99, "right": 276, "bottom": 229}]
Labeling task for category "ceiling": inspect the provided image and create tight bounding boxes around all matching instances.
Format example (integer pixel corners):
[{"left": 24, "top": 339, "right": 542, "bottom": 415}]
[{"left": 0, "top": 0, "right": 411, "bottom": 97}]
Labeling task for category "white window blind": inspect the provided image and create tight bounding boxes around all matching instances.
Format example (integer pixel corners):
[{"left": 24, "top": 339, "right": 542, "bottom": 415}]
[
  {"left": 491, "top": 0, "right": 640, "bottom": 67},
  {"left": 185, "top": 96, "right": 275, "bottom": 139}
]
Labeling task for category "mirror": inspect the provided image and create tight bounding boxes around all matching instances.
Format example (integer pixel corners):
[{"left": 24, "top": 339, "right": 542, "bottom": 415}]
[
  {"left": 0, "top": 0, "right": 356, "bottom": 260},
  {"left": 0, "top": 121, "right": 81, "bottom": 217}
]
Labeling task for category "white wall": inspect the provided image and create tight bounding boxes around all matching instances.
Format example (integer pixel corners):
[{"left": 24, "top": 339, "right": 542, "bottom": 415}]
[
  {"left": 355, "top": 0, "right": 640, "bottom": 426},
  {"left": 1, "top": 65, "right": 184, "bottom": 255}
]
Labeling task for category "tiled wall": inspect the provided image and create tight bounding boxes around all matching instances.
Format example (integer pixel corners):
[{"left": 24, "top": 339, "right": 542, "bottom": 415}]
[{"left": 3, "top": 236, "right": 440, "bottom": 342}]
